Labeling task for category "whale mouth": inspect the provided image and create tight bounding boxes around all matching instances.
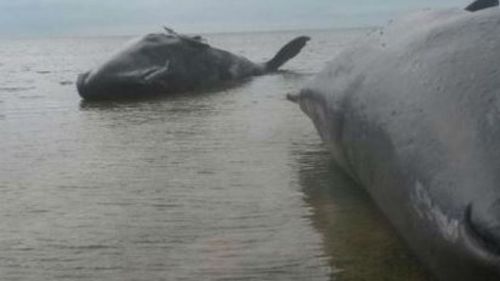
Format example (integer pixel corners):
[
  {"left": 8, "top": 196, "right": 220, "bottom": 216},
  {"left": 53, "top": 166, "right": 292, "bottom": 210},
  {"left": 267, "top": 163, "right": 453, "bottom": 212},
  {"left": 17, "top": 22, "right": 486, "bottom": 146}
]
[{"left": 462, "top": 204, "right": 500, "bottom": 261}]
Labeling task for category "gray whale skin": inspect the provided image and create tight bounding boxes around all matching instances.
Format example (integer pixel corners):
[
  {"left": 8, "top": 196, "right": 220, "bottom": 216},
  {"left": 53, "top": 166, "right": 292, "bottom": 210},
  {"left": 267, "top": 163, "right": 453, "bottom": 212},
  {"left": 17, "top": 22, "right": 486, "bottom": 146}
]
[
  {"left": 76, "top": 29, "right": 310, "bottom": 100},
  {"left": 292, "top": 2, "right": 500, "bottom": 281}
]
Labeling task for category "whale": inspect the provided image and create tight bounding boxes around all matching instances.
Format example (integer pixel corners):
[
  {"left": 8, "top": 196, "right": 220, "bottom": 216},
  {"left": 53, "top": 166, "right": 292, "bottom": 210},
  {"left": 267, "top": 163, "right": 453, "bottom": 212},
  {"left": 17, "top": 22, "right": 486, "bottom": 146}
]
[
  {"left": 290, "top": 2, "right": 500, "bottom": 280},
  {"left": 76, "top": 28, "right": 310, "bottom": 100},
  {"left": 465, "top": 0, "right": 498, "bottom": 11}
]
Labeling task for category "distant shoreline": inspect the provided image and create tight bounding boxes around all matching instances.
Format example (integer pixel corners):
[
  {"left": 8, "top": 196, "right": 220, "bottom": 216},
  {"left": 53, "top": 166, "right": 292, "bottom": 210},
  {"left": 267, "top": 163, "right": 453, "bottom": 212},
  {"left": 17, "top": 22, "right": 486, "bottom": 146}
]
[{"left": 0, "top": 26, "right": 378, "bottom": 41}]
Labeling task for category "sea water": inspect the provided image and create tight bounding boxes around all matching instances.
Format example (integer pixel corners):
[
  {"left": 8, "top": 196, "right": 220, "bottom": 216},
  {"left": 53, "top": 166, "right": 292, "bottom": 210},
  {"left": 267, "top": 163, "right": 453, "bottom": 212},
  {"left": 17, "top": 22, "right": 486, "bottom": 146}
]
[{"left": 0, "top": 29, "right": 431, "bottom": 281}]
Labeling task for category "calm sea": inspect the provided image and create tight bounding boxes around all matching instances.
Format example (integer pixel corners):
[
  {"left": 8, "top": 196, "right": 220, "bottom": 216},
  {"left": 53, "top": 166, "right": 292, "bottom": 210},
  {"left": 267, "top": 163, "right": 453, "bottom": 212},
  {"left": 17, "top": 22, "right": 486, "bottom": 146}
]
[{"left": 0, "top": 29, "right": 431, "bottom": 281}]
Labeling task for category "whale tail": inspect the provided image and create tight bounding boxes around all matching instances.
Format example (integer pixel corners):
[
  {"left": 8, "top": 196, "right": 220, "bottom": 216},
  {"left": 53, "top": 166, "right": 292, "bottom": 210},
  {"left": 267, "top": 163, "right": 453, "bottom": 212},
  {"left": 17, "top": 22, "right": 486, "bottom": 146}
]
[{"left": 265, "top": 36, "right": 310, "bottom": 72}]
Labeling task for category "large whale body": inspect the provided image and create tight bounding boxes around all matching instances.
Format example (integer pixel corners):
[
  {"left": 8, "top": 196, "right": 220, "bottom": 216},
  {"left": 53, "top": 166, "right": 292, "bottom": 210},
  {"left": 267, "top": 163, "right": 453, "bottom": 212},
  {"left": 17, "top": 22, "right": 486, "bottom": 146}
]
[
  {"left": 76, "top": 28, "right": 309, "bottom": 100},
  {"left": 291, "top": 2, "right": 500, "bottom": 280}
]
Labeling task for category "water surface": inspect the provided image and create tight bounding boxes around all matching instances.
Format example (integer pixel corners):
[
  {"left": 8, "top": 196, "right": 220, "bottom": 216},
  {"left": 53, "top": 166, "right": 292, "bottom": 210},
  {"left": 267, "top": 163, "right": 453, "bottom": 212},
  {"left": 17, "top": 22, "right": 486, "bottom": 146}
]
[{"left": 0, "top": 29, "right": 431, "bottom": 281}]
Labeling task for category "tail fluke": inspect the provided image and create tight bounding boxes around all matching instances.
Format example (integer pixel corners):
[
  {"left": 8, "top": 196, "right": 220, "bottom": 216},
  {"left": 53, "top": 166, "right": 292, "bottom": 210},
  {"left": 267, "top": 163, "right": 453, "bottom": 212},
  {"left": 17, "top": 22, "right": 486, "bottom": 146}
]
[{"left": 265, "top": 36, "right": 310, "bottom": 72}]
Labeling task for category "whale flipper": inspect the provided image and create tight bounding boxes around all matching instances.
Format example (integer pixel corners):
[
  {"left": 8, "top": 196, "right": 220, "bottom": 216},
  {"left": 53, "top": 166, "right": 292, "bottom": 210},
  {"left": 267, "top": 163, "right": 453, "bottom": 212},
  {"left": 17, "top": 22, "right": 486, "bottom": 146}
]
[
  {"left": 465, "top": 0, "right": 499, "bottom": 12},
  {"left": 265, "top": 36, "right": 310, "bottom": 71}
]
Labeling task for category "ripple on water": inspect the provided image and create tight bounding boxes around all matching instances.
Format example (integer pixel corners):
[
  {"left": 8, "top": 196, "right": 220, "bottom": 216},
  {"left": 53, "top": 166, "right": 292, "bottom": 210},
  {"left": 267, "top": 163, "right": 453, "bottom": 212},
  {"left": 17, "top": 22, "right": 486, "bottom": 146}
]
[
  {"left": 0, "top": 86, "right": 35, "bottom": 92},
  {"left": 18, "top": 95, "right": 44, "bottom": 100}
]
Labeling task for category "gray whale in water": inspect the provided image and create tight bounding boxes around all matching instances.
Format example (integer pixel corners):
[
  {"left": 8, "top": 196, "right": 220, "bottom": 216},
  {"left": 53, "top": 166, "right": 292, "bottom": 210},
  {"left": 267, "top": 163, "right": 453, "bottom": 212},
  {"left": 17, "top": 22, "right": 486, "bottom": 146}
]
[
  {"left": 290, "top": 2, "right": 500, "bottom": 280},
  {"left": 76, "top": 28, "right": 310, "bottom": 100}
]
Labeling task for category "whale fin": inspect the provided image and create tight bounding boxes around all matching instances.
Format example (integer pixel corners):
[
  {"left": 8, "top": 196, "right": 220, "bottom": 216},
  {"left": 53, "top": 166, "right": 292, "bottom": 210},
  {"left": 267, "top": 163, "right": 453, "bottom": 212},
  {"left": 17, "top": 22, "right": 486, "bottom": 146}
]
[
  {"left": 163, "top": 26, "right": 210, "bottom": 48},
  {"left": 465, "top": 0, "right": 499, "bottom": 12},
  {"left": 265, "top": 36, "right": 310, "bottom": 72}
]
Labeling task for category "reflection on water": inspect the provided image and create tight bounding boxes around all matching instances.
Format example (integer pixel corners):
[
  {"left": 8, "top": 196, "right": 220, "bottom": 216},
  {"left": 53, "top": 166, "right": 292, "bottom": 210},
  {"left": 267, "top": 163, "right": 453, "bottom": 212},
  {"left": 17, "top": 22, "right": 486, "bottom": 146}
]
[{"left": 295, "top": 146, "right": 434, "bottom": 281}]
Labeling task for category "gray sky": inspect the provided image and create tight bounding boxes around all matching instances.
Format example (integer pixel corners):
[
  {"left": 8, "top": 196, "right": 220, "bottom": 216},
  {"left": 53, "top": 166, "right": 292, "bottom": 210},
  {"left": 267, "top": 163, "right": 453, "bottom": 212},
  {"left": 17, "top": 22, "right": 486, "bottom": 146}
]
[{"left": 0, "top": 0, "right": 472, "bottom": 38}]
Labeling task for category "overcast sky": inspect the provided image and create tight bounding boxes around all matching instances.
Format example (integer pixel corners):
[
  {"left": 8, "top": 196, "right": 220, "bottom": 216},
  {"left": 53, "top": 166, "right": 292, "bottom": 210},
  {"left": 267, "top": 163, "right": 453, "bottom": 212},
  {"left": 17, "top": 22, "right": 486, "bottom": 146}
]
[{"left": 0, "top": 0, "right": 473, "bottom": 38}]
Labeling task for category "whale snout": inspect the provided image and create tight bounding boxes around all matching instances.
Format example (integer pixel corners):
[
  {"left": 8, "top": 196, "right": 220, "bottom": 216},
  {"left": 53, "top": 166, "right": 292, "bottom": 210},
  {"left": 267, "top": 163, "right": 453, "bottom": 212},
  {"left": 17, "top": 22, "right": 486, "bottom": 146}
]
[
  {"left": 76, "top": 71, "right": 158, "bottom": 101},
  {"left": 76, "top": 71, "right": 109, "bottom": 100},
  {"left": 465, "top": 199, "right": 500, "bottom": 258},
  {"left": 76, "top": 71, "right": 93, "bottom": 98}
]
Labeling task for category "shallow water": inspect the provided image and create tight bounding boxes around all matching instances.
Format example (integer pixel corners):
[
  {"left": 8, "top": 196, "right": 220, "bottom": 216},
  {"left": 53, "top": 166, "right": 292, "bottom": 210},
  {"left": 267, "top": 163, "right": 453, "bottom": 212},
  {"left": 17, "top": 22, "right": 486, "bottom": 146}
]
[{"left": 0, "top": 29, "right": 431, "bottom": 280}]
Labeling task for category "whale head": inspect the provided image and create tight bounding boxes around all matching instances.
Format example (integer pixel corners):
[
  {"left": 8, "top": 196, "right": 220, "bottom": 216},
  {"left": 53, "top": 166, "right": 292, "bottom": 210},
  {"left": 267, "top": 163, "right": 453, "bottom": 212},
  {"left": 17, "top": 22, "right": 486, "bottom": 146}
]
[{"left": 76, "top": 33, "right": 214, "bottom": 100}]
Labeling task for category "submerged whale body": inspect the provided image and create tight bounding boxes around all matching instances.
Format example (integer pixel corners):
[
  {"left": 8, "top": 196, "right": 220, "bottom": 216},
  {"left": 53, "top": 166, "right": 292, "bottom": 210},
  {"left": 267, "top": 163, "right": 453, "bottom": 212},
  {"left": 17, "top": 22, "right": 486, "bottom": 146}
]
[
  {"left": 76, "top": 28, "right": 310, "bottom": 100},
  {"left": 292, "top": 2, "right": 500, "bottom": 281}
]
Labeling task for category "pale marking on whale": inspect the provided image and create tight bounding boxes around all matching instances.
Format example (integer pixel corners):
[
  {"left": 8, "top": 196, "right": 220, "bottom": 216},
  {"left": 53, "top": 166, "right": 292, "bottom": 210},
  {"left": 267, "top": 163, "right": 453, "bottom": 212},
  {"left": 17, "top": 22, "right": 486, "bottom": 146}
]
[{"left": 413, "top": 181, "right": 460, "bottom": 242}]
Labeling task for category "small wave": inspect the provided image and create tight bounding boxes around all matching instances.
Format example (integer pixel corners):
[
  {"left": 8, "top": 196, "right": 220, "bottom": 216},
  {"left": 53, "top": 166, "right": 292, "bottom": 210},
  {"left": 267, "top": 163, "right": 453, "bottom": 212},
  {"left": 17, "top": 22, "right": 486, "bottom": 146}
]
[
  {"left": 50, "top": 244, "right": 119, "bottom": 250},
  {"left": 18, "top": 95, "right": 44, "bottom": 100},
  {"left": 10, "top": 246, "right": 35, "bottom": 252},
  {"left": 36, "top": 70, "right": 51, "bottom": 74},
  {"left": 60, "top": 80, "right": 73, "bottom": 86},
  {"left": 57, "top": 185, "right": 100, "bottom": 190},
  {"left": 97, "top": 202, "right": 135, "bottom": 207},
  {"left": 27, "top": 209, "right": 50, "bottom": 214},
  {"left": 150, "top": 203, "right": 180, "bottom": 208},
  {"left": 0, "top": 86, "right": 35, "bottom": 92},
  {"left": 67, "top": 266, "right": 124, "bottom": 271}
]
